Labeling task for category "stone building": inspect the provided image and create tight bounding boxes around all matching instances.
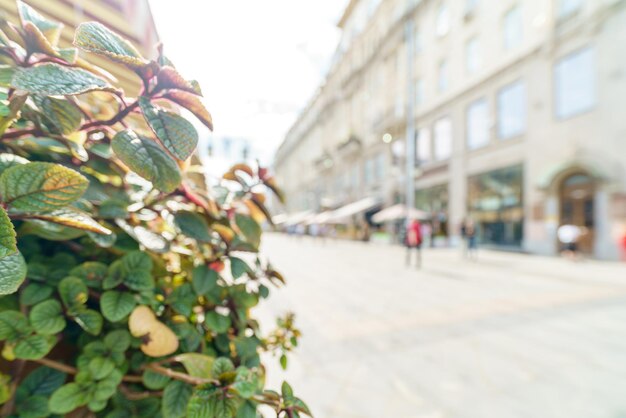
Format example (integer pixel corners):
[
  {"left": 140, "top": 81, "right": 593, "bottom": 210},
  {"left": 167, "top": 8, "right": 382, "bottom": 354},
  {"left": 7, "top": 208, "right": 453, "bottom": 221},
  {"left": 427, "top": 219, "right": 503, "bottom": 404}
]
[{"left": 274, "top": 0, "right": 626, "bottom": 259}]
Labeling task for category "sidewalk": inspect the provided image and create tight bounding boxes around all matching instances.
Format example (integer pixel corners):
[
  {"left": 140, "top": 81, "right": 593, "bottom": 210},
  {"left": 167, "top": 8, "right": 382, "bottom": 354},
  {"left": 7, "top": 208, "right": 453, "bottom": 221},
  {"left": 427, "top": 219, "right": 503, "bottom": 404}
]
[{"left": 257, "top": 233, "right": 626, "bottom": 418}]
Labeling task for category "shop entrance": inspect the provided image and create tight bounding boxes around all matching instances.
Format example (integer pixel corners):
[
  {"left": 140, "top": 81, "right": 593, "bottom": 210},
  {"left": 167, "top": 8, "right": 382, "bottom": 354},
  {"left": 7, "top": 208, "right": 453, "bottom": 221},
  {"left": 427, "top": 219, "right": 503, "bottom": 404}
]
[{"left": 559, "top": 173, "right": 595, "bottom": 254}]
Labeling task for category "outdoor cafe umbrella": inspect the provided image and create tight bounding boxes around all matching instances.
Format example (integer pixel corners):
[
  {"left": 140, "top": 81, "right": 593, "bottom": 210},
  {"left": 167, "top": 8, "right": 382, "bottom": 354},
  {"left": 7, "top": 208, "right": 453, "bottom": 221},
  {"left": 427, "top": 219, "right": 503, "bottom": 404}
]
[{"left": 371, "top": 204, "right": 430, "bottom": 223}]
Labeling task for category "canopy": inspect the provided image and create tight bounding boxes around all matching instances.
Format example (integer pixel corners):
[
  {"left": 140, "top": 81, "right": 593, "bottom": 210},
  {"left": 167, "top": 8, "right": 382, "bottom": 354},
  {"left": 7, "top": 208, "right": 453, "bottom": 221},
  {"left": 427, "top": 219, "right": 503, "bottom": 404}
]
[
  {"left": 271, "top": 213, "right": 289, "bottom": 225},
  {"left": 306, "top": 211, "right": 334, "bottom": 225},
  {"left": 371, "top": 204, "right": 430, "bottom": 223},
  {"left": 326, "top": 197, "right": 381, "bottom": 224},
  {"left": 283, "top": 210, "right": 314, "bottom": 226}
]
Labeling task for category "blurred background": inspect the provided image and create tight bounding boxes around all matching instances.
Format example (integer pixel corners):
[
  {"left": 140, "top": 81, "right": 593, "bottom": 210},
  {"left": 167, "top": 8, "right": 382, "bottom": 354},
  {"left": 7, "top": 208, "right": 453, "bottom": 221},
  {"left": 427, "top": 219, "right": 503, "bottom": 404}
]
[{"left": 2, "top": 0, "right": 625, "bottom": 417}]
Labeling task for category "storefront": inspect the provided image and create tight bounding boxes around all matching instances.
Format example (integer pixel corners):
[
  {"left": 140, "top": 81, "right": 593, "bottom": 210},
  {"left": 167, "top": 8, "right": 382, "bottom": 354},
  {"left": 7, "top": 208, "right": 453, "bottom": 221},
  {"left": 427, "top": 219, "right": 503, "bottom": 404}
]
[
  {"left": 467, "top": 165, "right": 524, "bottom": 248},
  {"left": 415, "top": 184, "right": 449, "bottom": 239}
]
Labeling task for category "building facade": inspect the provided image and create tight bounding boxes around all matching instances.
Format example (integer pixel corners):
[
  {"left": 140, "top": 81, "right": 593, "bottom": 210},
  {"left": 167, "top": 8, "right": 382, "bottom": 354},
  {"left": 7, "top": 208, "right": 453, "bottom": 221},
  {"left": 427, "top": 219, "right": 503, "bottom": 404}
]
[
  {"left": 0, "top": 0, "right": 159, "bottom": 96},
  {"left": 274, "top": 0, "right": 626, "bottom": 260}
]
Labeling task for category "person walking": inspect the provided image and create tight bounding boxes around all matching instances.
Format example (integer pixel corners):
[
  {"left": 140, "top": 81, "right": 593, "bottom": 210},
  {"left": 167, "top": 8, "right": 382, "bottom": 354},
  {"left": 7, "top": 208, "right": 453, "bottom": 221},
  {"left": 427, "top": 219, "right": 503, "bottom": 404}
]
[
  {"left": 461, "top": 219, "right": 478, "bottom": 260},
  {"left": 405, "top": 218, "right": 423, "bottom": 269},
  {"left": 558, "top": 223, "right": 582, "bottom": 260}
]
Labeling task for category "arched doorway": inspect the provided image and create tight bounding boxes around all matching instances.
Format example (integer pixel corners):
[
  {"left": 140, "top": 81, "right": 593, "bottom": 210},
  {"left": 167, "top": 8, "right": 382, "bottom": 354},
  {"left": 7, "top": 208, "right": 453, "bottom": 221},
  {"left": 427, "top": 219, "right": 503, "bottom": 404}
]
[{"left": 559, "top": 173, "right": 595, "bottom": 254}]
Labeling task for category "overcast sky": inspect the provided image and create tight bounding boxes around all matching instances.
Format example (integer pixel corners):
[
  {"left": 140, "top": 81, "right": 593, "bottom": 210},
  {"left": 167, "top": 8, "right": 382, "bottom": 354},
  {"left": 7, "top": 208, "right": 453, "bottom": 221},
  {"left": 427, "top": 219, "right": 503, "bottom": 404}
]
[{"left": 149, "top": 0, "right": 347, "bottom": 163}]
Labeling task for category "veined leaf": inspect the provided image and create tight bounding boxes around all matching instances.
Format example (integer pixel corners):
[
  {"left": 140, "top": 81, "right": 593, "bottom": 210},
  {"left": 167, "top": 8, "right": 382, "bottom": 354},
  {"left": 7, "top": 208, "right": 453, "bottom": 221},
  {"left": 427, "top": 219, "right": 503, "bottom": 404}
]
[
  {"left": 0, "top": 162, "right": 88, "bottom": 211},
  {"left": 73, "top": 22, "right": 152, "bottom": 70},
  {"left": 174, "top": 353, "right": 214, "bottom": 379},
  {"left": 139, "top": 97, "right": 198, "bottom": 160},
  {"left": 162, "top": 380, "right": 192, "bottom": 418},
  {"left": 235, "top": 214, "right": 261, "bottom": 249},
  {"left": 49, "top": 383, "right": 91, "bottom": 414},
  {"left": 174, "top": 210, "right": 211, "bottom": 242},
  {"left": 29, "top": 299, "right": 66, "bottom": 335},
  {"left": 157, "top": 66, "right": 202, "bottom": 95},
  {"left": 17, "top": 1, "right": 63, "bottom": 46},
  {"left": 100, "top": 290, "right": 136, "bottom": 322},
  {"left": 21, "top": 207, "right": 111, "bottom": 235},
  {"left": 58, "top": 276, "right": 88, "bottom": 309},
  {"left": 11, "top": 64, "right": 114, "bottom": 96},
  {"left": 16, "top": 366, "right": 67, "bottom": 398},
  {"left": 0, "top": 93, "right": 28, "bottom": 136},
  {"left": 0, "top": 310, "right": 29, "bottom": 340},
  {"left": 0, "top": 206, "right": 16, "bottom": 258},
  {"left": 0, "top": 252, "right": 27, "bottom": 296},
  {"left": 74, "top": 309, "right": 103, "bottom": 335},
  {"left": 14, "top": 334, "right": 54, "bottom": 359},
  {"left": 111, "top": 130, "right": 181, "bottom": 193},
  {"left": 165, "top": 91, "right": 213, "bottom": 131},
  {"left": 33, "top": 96, "right": 82, "bottom": 135}
]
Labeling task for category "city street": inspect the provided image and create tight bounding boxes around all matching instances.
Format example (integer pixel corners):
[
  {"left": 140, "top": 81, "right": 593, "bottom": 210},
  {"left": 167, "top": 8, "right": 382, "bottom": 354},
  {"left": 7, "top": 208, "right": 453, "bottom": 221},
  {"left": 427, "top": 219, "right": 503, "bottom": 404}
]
[{"left": 258, "top": 233, "right": 626, "bottom": 418}]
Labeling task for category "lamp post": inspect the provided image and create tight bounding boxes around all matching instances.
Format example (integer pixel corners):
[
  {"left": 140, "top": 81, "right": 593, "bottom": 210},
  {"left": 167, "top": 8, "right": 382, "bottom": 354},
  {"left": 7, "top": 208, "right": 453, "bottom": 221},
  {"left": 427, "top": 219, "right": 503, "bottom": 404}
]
[{"left": 404, "top": 17, "right": 416, "bottom": 222}]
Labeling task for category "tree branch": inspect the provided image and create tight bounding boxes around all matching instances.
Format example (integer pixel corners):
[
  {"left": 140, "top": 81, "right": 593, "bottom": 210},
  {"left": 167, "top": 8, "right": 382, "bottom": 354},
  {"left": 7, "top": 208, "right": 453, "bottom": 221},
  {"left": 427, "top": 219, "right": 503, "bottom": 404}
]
[{"left": 146, "top": 363, "right": 217, "bottom": 386}]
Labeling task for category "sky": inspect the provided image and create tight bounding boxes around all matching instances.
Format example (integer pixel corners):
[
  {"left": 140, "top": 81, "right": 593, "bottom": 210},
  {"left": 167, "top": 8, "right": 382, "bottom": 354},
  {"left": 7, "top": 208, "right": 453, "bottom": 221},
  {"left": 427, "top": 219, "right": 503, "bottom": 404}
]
[{"left": 149, "top": 0, "right": 348, "bottom": 164}]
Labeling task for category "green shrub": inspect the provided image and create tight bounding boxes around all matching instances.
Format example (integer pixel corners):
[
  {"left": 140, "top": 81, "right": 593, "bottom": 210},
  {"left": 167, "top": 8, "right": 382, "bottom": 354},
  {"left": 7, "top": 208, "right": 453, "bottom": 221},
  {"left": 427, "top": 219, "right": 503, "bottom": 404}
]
[{"left": 0, "top": 2, "right": 309, "bottom": 417}]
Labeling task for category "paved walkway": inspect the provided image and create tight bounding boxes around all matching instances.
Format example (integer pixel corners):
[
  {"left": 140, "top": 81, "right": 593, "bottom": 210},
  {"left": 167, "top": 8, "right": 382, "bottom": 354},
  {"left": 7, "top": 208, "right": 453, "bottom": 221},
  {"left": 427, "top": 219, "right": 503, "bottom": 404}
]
[{"left": 257, "top": 234, "right": 626, "bottom": 418}]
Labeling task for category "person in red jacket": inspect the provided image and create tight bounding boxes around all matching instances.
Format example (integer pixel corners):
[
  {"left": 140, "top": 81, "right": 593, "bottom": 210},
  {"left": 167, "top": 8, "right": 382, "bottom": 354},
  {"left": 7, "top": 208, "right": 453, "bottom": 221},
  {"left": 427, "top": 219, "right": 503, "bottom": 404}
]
[
  {"left": 621, "top": 232, "right": 626, "bottom": 261},
  {"left": 405, "top": 218, "right": 423, "bottom": 269}
]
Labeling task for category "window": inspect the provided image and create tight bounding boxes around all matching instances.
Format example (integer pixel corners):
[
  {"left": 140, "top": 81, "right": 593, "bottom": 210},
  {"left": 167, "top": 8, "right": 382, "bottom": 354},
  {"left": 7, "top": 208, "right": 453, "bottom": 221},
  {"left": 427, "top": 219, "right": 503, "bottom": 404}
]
[
  {"left": 435, "top": 4, "right": 450, "bottom": 38},
  {"left": 555, "top": 47, "right": 596, "bottom": 119},
  {"left": 467, "top": 164, "right": 524, "bottom": 247},
  {"left": 415, "top": 78, "right": 424, "bottom": 106},
  {"left": 416, "top": 128, "right": 431, "bottom": 164},
  {"left": 497, "top": 80, "right": 526, "bottom": 139},
  {"left": 465, "top": 37, "right": 481, "bottom": 74},
  {"left": 558, "top": 0, "right": 583, "bottom": 18},
  {"left": 434, "top": 117, "right": 452, "bottom": 160},
  {"left": 467, "top": 98, "right": 490, "bottom": 149},
  {"left": 438, "top": 60, "right": 448, "bottom": 93},
  {"left": 503, "top": 5, "right": 522, "bottom": 50}
]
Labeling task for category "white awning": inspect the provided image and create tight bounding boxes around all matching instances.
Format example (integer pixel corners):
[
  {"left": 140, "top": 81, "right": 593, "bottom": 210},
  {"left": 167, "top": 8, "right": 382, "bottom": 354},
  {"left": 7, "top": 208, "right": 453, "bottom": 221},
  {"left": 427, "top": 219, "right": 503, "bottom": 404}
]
[
  {"left": 306, "top": 211, "right": 334, "bottom": 225},
  {"left": 271, "top": 213, "right": 288, "bottom": 225},
  {"left": 284, "top": 210, "right": 314, "bottom": 226},
  {"left": 371, "top": 204, "right": 430, "bottom": 223},
  {"left": 326, "top": 197, "right": 382, "bottom": 224}
]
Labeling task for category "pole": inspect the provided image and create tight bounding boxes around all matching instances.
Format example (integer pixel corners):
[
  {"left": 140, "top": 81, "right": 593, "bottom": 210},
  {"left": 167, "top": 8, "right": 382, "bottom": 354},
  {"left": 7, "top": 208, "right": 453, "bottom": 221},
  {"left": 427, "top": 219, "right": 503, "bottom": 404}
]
[{"left": 404, "top": 17, "right": 416, "bottom": 221}]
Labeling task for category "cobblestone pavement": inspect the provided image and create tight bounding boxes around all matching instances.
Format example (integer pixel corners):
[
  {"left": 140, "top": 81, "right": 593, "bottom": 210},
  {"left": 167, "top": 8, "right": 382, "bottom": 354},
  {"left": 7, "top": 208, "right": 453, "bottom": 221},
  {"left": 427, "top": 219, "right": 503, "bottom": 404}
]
[{"left": 256, "top": 233, "right": 626, "bottom": 418}]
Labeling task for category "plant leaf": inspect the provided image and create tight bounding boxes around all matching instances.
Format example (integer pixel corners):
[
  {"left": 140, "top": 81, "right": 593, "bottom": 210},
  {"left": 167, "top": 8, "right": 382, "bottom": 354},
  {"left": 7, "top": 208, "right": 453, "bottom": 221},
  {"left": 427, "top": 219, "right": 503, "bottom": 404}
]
[
  {"left": 0, "top": 206, "right": 16, "bottom": 258},
  {"left": 22, "top": 207, "right": 111, "bottom": 235},
  {"left": 73, "top": 21, "right": 151, "bottom": 70},
  {"left": 14, "top": 334, "right": 54, "bottom": 359},
  {"left": 174, "top": 353, "right": 214, "bottom": 378},
  {"left": 74, "top": 309, "right": 103, "bottom": 335},
  {"left": 162, "top": 380, "right": 193, "bottom": 418},
  {"left": 235, "top": 214, "right": 261, "bottom": 249},
  {"left": 33, "top": 96, "right": 82, "bottom": 134},
  {"left": 17, "top": 1, "right": 63, "bottom": 46},
  {"left": 157, "top": 66, "right": 202, "bottom": 95},
  {"left": 0, "top": 252, "right": 27, "bottom": 295},
  {"left": 139, "top": 97, "right": 198, "bottom": 160},
  {"left": 29, "top": 299, "right": 66, "bottom": 335},
  {"left": 49, "top": 382, "right": 90, "bottom": 414},
  {"left": 58, "top": 276, "right": 88, "bottom": 309},
  {"left": 0, "top": 162, "right": 88, "bottom": 211},
  {"left": 0, "top": 310, "right": 29, "bottom": 340},
  {"left": 111, "top": 130, "right": 182, "bottom": 193},
  {"left": 191, "top": 265, "right": 218, "bottom": 296},
  {"left": 164, "top": 91, "right": 213, "bottom": 130},
  {"left": 16, "top": 366, "right": 66, "bottom": 398},
  {"left": 100, "top": 290, "right": 136, "bottom": 322},
  {"left": 11, "top": 63, "right": 114, "bottom": 96},
  {"left": 174, "top": 211, "right": 211, "bottom": 242}
]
